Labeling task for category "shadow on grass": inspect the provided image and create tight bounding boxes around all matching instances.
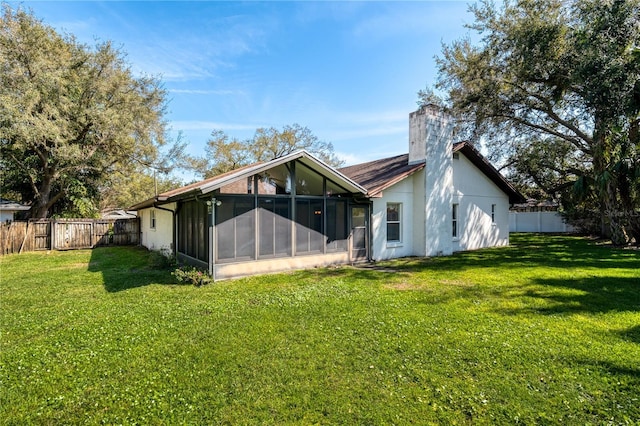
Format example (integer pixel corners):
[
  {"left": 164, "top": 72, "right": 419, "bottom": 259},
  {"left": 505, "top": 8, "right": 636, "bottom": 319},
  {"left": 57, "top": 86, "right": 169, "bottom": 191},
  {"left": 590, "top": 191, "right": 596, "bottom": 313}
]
[
  {"left": 569, "top": 357, "right": 640, "bottom": 381},
  {"left": 380, "top": 234, "right": 639, "bottom": 274},
  {"left": 366, "top": 234, "right": 639, "bottom": 316},
  {"left": 88, "top": 246, "right": 179, "bottom": 292},
  {"left": 620, "top": 325, "right": 640, "bottom": 344},
  {"left": 515, "top": 276, "right": 640, "bottom": 315}
]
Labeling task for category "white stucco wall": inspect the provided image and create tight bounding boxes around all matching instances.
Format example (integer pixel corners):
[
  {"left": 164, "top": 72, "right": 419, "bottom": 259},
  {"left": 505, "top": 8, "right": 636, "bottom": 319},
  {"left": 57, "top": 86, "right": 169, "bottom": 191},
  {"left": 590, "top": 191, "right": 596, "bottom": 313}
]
[
  {"left": 370, "top": 150, "right": 511, "bottom": 261},
  {"left": 138, "top": 203, "right": 176, "bottom": 252},
  {"left": 370, "top": 176, "right": 417, "bottom": 261},
  {"left": 0, "top": 211, "right": 15, "bottom": 222},
  {"left": 452, "top": 154, "right": 509, "bottom": 251}
]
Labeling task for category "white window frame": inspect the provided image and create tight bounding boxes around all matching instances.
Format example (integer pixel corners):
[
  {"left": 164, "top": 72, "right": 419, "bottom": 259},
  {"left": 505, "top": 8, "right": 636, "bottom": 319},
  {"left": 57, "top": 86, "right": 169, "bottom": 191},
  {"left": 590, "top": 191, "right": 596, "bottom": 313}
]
[
  {"left": 386, "top": 202, "right": 402, "bottom": 245},
  {"left": 491, "top": 204, "right": 496, "bottom": 223},
  {"left": 150, "top": 209, "right": 156, "bottom": 230},
  {"left": 452, "top": 203, "right": 459, "bottom": 239}
]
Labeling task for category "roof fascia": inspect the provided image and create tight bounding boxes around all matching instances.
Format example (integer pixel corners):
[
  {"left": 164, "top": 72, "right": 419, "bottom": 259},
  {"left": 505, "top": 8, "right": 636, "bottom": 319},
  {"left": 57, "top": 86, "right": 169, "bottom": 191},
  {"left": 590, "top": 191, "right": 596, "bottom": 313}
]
[
  {"left": 192, "top": 150, "right": 367, "bottom": 197},
  {"left": 457, "top": 143, "right": 525, "bottom": 203},
  {"left": 367, "top": 162, "right": 425, "bottom": 197}
]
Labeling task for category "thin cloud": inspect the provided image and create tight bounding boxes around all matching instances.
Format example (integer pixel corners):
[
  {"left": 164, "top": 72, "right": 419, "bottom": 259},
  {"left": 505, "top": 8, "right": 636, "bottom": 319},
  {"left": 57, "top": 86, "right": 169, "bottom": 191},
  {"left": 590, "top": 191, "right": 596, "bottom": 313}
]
[
  {"left": 168, "top": 89, "right": 244, "bottom": 96},
  {"left": 351, "top": 3, "right": 472, "bottom": 41},
  {"left": 171, "top": 120, "right": 260, "bottom": 132},
  {"left": 327, "top": 125, "right": 406, "bottom": 142}
]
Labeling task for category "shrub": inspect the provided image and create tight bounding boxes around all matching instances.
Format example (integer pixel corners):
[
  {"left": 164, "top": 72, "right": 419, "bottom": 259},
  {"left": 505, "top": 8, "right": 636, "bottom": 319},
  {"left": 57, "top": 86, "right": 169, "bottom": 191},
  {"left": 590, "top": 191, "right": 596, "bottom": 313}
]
[
  {"left": 172, "top": 265, "right": 213, "bottom": 286},
  {"left": 148, "top": 247, "right": 176, "bottom": 269}
]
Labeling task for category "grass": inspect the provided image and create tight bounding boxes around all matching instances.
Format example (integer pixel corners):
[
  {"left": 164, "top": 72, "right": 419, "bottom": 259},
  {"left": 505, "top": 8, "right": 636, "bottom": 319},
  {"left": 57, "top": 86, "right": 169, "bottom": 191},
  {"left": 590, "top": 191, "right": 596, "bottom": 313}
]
[{"left": 1, "top": 234, "right": 639, "bottom": 424}]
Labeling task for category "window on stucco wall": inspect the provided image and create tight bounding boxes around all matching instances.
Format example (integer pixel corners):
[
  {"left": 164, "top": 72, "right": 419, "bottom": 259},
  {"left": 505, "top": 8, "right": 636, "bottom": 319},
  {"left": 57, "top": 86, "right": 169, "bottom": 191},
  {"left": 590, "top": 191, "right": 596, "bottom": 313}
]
[
  {"left": 452, "top": 204, "right": 459, "bottom": 238},
  {"left": 150, "top": 209, "right": 156, "bottom": 230},
  {"left": 386, "top": 203, "right": 401, "bottom": 243}
]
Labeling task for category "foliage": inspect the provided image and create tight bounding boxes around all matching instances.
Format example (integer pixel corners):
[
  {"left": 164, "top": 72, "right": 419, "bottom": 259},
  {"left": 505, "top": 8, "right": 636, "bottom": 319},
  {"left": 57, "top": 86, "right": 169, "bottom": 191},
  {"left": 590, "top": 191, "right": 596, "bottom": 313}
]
[
  {"left": 192, "top": 124, "right": 344, "bottom": 178},
  {"left": 1, "top": 236, "right": 639, "bottom": 424},
  {"left": 0, "top": 5, "right": 179, "bottom": 218},
  {"left": 99, "top": 168, "right": 184, "bottom": 211},
  {"left": 147, "top": 247, "right": 177, "bottom": 269},
  {"left": 172, "top": 265, "right": 213, "bottom": 286},
  {"left": 432, "top": 0, "right": 640, "bottom": 245}
]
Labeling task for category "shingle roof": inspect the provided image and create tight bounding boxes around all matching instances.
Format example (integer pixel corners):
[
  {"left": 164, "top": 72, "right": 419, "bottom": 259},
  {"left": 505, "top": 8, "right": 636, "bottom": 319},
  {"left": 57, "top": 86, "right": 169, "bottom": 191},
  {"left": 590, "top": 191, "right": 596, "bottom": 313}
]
[
  {"left": 338, "top": 154, "right": 425, "bottom": 197},
  {"left": 339, "top": 142, "right": 525, "bottom": 203},
  {"left": 130, "top": 150, "right": 368, "bottom": 210}
]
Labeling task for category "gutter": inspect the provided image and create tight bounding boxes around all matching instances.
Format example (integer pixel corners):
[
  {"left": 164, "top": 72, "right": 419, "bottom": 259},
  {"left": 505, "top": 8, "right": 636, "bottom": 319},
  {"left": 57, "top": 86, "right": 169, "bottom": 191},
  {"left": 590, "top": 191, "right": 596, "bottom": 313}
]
[{"left": 153, "top": 203, "right": 177, "bottom": 256}]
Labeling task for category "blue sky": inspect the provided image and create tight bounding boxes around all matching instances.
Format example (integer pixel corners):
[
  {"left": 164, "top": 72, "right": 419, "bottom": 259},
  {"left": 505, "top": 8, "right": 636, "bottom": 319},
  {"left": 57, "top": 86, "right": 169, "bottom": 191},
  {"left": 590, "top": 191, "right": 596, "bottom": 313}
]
[{"left": 17, "top": 1, "right": 477, "bottom": 171}]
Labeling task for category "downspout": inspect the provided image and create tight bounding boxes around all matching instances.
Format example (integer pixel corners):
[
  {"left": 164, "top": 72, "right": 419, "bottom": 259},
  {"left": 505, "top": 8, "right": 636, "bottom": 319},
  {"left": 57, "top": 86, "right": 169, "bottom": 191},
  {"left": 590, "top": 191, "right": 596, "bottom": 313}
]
[{"left": 153, "top": 203, "right": 176, "bottom": 256}]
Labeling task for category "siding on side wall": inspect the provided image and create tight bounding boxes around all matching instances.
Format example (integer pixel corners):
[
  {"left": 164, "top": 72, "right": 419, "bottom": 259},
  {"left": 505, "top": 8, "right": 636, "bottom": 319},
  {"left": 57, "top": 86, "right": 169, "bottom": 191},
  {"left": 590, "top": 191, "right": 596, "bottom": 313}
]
[
  {"left": 452, "top": 154, "right": 509, "bottom": 251},
  {"left": 139, "top": 203, "right": 176, "bottom": 252}
]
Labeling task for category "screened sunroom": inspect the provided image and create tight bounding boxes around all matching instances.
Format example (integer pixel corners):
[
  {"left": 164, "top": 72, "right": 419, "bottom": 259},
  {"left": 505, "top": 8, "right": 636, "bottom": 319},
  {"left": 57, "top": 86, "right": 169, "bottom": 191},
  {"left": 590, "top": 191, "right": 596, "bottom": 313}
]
[{"left": 141, "top": 151, "right": 369, "bottom": 280}]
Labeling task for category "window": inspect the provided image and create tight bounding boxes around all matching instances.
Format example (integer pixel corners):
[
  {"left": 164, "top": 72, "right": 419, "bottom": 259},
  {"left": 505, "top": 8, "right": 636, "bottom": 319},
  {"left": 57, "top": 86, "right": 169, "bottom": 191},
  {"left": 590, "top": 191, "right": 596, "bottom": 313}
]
[
  {"left": 386, "top": 203, "right": 401, "bottom": 242},
  {"left": 295, "top": 163, "right": 324, "bottom": 196},
  {"left": 258, "top": 164, "right": 291, "bottom": 195},
  {"left": 452, "top": 204, "right": 459, "bottom": 238},
  {"left": 491, "top": 204, "right": 496, "bottom": 223},
  {"left": 150, "top": 209, "right": 156, "bottom": 230}
]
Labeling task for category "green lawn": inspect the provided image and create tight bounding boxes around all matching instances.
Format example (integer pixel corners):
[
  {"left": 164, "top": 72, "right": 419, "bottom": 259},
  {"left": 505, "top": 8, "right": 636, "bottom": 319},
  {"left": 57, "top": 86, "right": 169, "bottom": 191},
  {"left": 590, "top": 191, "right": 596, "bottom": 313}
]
[{"left": 1, "top": 234, "right": 639, "bottom": 424}]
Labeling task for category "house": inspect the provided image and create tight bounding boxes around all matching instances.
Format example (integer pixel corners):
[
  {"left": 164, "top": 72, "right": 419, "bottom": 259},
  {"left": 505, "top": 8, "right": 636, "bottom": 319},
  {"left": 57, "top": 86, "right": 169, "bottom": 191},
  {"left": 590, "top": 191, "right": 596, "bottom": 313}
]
[
  {"left": 131, "top": 105, "right": 524, "bottom": 280},
  {"left": 131, "top": 151, "right": 370, "bottom": 280},
  {"left": 0, "top": 199, "right": 30, "bottom": 223},
  {"left": 340, "top": 105, "right": 523, "bottom": 260}
]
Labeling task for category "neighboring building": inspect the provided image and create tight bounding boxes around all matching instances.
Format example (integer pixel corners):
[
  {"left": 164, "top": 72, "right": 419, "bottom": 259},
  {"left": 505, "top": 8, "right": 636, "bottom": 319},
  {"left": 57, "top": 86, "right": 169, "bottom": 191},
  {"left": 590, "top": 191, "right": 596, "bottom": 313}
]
[
  {"left": 0, "top": 199, "right": 30, "bottom": 223},
  {"left": 131, "top": 106, "right": 524, "bottom": 280},
  {"left": 101, "top": 209, "right": 137, "bottom": 220}
]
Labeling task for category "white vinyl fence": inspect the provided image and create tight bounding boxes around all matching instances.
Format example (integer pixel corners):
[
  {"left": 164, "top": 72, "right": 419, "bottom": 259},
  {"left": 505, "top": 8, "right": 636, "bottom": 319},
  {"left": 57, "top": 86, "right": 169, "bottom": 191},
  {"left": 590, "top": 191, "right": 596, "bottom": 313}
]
[{"left": 509, "top": 211, "right": 574, "bottom": 233}]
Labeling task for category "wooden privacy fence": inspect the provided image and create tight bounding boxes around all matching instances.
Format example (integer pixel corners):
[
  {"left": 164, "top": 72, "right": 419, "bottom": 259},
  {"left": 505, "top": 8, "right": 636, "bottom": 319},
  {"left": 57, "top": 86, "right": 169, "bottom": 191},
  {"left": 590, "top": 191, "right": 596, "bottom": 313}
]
[{"left": 0, "top": 218, "right": 139, "bottom": 255}]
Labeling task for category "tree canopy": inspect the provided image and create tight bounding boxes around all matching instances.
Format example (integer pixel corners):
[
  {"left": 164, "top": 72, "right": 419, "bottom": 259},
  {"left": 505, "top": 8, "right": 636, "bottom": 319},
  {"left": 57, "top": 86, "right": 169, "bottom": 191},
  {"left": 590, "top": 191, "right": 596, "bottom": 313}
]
[
  {"left": 193, "top": 124, "right": 343, "bottom": 179},
  {"left": 0, "top": 5, "right": 175, "bottom": 218},
  {"left": 431, "top": 0, "right": 640, "bottom": 245}
]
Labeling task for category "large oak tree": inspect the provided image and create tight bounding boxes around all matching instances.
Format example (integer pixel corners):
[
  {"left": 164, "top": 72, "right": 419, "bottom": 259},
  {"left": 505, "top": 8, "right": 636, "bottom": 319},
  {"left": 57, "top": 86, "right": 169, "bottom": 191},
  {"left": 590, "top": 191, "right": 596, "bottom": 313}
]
[
  {"left": 432, "top": 0, "right": 640, "bottom": 245},
  {"left": 0, "top": 5, "right": 170, "bottom": 218},
  {"left": 194, "top": 124, "right": 343, "bottom": 179}
]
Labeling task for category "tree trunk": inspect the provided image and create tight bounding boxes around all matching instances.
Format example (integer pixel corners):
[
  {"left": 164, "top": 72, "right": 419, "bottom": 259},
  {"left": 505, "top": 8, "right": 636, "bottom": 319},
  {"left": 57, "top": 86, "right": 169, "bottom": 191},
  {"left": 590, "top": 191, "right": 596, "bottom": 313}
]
[
  {"left": 604, "top": 180, "right": 628, "bottom": 246},
  {"left": 30, "top": 176, "right": 53, "bottom": 219}
]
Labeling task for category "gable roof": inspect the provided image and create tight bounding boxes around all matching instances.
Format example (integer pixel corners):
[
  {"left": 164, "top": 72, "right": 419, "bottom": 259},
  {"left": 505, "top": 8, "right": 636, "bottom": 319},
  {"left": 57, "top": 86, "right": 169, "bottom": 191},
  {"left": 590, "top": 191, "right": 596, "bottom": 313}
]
[
  {"left": 452, "top": 142, "right": 525, "bottom": 204},
  {"left": 338, "top": 154, "right": 425, "bottom": 198},
  {"left": 339, "top": 142, "right": 525, "bottom": 203},
  {"left": 130, "top": 150, "right": 368, "bottom": 210}
]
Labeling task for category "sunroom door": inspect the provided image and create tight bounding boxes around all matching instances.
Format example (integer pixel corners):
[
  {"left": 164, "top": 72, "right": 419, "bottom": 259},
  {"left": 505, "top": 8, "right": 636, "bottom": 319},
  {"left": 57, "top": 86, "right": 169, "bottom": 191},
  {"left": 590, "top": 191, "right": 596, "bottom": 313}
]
[{"left": 350, "top": 205, "right": 369, "bottom": 262}]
